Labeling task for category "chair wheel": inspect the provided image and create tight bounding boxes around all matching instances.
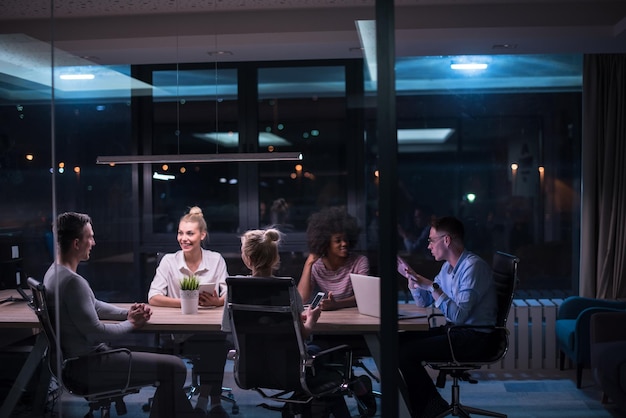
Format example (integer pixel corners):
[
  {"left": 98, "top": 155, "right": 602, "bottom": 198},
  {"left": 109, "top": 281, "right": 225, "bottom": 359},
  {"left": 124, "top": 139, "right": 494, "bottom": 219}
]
[
  {"left": 142, "top": 397, "right": 152, "bottom": 412},
  {"left": 357, "top": 395, "right": 377, "bottom": 418},
  {"left": 353, "top": 375, "right": 377, "bottom": 417}
]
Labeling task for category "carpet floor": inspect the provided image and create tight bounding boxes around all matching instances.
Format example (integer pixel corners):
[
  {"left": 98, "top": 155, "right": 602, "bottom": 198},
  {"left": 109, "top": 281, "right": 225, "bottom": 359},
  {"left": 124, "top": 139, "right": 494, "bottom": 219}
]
[{"left": 9, "top": 359, "right": 626, "bottom": 418}]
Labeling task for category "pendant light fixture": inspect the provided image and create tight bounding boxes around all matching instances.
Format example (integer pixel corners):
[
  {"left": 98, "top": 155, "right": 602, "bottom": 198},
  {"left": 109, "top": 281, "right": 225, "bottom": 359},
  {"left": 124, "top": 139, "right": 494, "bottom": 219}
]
[{"left": 96, "top": 152, "right": 302, "bottom": 165}]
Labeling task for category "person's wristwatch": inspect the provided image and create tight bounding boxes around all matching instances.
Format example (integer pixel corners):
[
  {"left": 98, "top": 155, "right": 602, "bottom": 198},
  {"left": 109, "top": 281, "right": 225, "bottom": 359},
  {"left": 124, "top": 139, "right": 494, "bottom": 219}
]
[{"left": 428, "top": 282, "right": 440, "bottom": 293}]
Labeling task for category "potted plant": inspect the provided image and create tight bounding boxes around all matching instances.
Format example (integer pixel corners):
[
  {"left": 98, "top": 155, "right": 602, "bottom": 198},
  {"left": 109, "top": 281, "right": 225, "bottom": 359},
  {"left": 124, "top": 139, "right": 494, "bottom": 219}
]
[{"left": 179, "top": 275, "right": 200, "bottom": 314}]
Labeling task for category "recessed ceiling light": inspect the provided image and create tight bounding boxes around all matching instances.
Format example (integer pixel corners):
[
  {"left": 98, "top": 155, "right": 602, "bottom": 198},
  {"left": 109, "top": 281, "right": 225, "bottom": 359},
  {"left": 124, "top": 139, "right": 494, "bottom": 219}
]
[
  {"left": 153, "top": 172, "right": 175, "bottom": 181},
  {"left": 450, "top": 63, "right": 488, "bottom": 71},
  {"left": 59, "top": 73, "right": 95, "bottom": 80},
  {"left": 398, "top": 128, "right": 454, "bottom": 143}
]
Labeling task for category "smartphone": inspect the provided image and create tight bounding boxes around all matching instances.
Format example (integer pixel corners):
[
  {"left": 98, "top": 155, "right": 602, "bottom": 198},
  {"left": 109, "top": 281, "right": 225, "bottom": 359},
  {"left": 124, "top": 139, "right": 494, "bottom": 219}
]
[
  {"left": 310, "top": 291, "right": 325, "bottom": 309},
  {"left": 397, "top": 255, "right": 411, "bottom": 277}
]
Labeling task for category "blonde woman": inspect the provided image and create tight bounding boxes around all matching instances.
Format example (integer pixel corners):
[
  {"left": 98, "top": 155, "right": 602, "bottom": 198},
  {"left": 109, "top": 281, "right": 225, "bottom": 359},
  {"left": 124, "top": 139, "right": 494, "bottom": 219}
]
[
  {"left": 222, "top": 228, "right": 319, "bottom": 339},
  {"left": 148, "top": 206, "right": 231, "bottom": 418},
  {"left": 222, "top": 228, "right": 353, "bottom": 417}
]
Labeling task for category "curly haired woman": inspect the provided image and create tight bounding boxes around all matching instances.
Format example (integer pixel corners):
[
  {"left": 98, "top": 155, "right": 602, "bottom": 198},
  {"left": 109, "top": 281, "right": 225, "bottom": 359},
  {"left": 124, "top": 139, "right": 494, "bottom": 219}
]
[{"left": 297, "top": 206, "right": 369, "bottom": 310}]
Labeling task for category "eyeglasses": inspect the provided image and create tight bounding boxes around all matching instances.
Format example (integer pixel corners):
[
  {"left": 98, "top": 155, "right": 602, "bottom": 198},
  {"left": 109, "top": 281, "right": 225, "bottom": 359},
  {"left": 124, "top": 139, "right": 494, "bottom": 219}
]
[{"left": 427, "top": 235, "right": 447, "bottom": 244}]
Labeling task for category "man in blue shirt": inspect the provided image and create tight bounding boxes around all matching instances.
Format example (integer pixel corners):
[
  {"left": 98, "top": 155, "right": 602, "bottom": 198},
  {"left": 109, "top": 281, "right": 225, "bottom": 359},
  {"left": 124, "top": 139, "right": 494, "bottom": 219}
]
[{"left": 397, "top": 216, "right": 498, "bottom": 418}]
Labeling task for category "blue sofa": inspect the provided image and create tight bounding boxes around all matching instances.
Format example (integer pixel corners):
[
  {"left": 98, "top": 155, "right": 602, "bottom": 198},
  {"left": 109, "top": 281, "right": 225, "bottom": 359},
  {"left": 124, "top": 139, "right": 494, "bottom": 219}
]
[{"left": 555, "top": 296, "right": 626, "bottom": 388}]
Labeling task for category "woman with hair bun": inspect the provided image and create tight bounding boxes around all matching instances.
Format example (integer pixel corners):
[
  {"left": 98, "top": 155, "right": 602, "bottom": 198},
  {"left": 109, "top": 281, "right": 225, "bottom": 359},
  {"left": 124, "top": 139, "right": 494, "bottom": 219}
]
[
  {"left": 222, "top": 229, "right": 352, "bottom": 417},
  {"left": 240, "top": 228, "right": 282, "bottom": 277},
  {"left": 148, "top": 206, "right": 231, "bottom": 418},
  {"left": 222, "top": 228, "right": 319, "bottom": 339}
]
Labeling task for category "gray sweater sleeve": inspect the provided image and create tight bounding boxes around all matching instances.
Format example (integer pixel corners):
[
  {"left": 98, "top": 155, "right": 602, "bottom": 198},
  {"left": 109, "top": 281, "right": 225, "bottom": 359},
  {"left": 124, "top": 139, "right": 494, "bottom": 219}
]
[
  {"left": 95, "top": 299, "right": 129, "bottom": 320},
  {"left": 64, "top": 274, "right": 134, "bottom": 350}
]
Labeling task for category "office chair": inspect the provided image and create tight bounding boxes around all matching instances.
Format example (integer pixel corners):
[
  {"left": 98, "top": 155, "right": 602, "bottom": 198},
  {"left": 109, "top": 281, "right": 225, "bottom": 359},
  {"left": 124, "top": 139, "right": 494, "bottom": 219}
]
[
  {"left": 26, "top": 277, "right": 150, "bottom": 418},
  {"left": 425, "top": 251, "right": 519, "bottom": 418},
  {"left": 225, "top": 276, "right": 357, "bottom": 418}
]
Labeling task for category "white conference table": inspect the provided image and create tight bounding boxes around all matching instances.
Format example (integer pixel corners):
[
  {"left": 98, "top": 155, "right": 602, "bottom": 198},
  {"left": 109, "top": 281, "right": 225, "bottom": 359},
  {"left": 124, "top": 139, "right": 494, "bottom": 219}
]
[{"left": 0, "top": 289, "right": 430, "bottom": 417}]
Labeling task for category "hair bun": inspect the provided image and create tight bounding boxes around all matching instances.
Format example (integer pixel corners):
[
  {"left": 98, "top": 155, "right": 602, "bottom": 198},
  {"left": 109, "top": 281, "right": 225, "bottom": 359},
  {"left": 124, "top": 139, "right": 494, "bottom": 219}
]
[
  {"left": 188, "top": 206, "right": 203, "bottom": 217},
  {"left": 264, "top": 228, "right": 281, "bottom": 242}
]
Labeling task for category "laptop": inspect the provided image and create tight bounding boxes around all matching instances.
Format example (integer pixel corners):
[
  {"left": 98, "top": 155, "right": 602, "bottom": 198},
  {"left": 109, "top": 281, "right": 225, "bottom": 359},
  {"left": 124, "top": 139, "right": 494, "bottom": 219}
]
[{"left": 350, "top": 273, "right": 426, "bottom": 319}]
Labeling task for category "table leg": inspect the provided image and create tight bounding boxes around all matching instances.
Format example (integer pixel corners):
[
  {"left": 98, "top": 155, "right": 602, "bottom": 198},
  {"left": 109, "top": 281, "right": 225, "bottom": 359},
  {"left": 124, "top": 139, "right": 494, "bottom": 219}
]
[
  {"left": 0, "top": 333, "right": 47, "bottom": 418},
  {"left": 362, "top": 334, "right": 411, "bottom": 418}
]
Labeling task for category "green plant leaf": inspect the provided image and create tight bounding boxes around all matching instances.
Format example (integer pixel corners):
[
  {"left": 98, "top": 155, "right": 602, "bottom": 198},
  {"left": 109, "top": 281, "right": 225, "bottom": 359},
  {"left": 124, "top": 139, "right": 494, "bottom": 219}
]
[{"left": 180, "top": 275, "right": 199, "bottom": 290}]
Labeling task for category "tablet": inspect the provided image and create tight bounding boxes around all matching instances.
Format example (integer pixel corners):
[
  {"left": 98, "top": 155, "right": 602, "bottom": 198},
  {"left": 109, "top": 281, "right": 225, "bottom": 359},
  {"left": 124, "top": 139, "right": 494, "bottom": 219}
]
[{"left": 198, "top": 283, "right": 216, "bottom": 295}]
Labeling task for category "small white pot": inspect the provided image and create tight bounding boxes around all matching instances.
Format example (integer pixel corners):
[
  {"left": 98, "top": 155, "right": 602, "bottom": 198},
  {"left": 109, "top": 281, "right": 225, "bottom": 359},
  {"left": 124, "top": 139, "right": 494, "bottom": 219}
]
[{"left": 180, "top": 289, "right": 199, "bottom": 315}]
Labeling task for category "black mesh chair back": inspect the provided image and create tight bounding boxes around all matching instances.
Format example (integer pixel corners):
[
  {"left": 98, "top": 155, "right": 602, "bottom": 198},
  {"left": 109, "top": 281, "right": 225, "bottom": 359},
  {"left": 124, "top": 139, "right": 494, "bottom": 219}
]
[
  {"left": 226, "top": 276, "right": 353, "bottom": 408},
  {"left": 227, "top": 276, "right": 307, "bottom": 391},
  {"left": 27, "top": 277, "right": 62, "bottom": 376},
  {"left": 484, "top": 251, "right": 520, "bottom": 362},
  {"left": 492, "top": 251, "right": 519, "bottom": 328}
]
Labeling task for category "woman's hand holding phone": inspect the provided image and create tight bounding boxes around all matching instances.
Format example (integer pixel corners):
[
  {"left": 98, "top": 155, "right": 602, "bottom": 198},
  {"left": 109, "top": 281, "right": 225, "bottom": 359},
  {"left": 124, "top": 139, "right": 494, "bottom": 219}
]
[{"left": 310, "top": 291, "right": 325, "bottom": 309}]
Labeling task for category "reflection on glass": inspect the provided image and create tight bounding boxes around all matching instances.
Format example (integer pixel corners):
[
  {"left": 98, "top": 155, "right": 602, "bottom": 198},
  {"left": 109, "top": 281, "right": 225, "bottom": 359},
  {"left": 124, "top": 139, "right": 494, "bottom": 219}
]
[
  {"left": 384, "top": 54, "right": 582, "bottom": 293},
  {"left": 151, "top": 67, "right": 239, "bottom": 233},
  {"left": 258, "top": 66, "right": 349, "bottom": 232}
]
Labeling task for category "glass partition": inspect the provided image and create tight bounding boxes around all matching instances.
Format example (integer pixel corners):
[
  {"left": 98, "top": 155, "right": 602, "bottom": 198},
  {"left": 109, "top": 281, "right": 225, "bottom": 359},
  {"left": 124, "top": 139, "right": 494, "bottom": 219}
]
[
  {"left": 150, "top": 67, "right": 240, "bottom": 235},
  {"left": 366, "top": 54, "right": 582, "bottom": 295},
  {"left": 0, "top": 15, "right": 583, "bottom": 303},
  {"left": 257, "top": 65, "right": 351, "bottom": 233},
  {"left": 0, "top": 1, "right": 594, "bottom": 416},
  {"left": 0, "top": 36, "right": 54, "bottom": 289}
]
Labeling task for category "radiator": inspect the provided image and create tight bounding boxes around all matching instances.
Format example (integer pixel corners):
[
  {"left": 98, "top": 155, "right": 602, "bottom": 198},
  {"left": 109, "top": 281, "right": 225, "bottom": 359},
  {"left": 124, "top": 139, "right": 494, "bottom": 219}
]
[{"left": 489, "top": 298, "right": 563, "bottom": 370}]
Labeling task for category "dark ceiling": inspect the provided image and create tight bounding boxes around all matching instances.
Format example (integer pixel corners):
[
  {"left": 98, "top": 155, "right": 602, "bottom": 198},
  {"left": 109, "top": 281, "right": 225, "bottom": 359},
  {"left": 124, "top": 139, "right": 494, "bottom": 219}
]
[{"left": 0, "top": 0, "right": 624, "bottom": 100}]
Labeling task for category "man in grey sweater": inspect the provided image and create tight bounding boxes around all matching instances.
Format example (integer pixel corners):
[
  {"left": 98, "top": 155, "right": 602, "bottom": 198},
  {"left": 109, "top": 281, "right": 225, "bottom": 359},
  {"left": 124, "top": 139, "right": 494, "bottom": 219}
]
[{"left": 44, "top": 212, "right": 202, "bottom": 418}]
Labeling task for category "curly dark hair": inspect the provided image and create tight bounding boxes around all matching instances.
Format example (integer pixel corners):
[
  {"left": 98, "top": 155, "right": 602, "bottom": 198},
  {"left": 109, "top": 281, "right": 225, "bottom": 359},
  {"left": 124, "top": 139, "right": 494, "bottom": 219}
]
[{"left": 306, "top": 206, "right": 361, "bottom": 255}]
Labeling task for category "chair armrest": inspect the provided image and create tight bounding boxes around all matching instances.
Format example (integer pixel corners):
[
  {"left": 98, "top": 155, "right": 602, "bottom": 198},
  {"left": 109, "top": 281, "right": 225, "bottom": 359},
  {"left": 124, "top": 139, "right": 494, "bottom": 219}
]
[
  {"left": 308, "top": 344, "right": 352, "bottom": 374},
  {"left": 305, "top": 344, "right": 352, "bottom": 397},
  {"left": 308, "top": 344, "right": 352, "bottom": 382},
  {"left": 310, "top": 343, "right": 351, "bottom": 361},
  {"left": 557, "top": 296, "right": 626, "bottom": 320},
  {"left": 428, "top": 312, "right": 445, "bottom": 328},
  {"left": 574, "top": 307, "right": 626, "bottom": 347},
  {"left": 63, "top": 348, "right": 134, "bottom": 394},
  {"left": 444, "top": 325, "right": 508, "bottom": 364}
]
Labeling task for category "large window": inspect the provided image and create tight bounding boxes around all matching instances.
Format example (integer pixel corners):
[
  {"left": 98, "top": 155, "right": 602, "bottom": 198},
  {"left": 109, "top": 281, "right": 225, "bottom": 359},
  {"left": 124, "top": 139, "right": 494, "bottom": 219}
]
[
  {"left": 150, "top": 67, "right": 240, "bottom": 235},
  {"left": 0, "top": 53, "right": 582, "bottom": 299},
  {"left": 366, "top": 54, "right": 582, "bottom": 294},
  {"left": 257, "top": 65, "right": 352, "bottom": 233}
]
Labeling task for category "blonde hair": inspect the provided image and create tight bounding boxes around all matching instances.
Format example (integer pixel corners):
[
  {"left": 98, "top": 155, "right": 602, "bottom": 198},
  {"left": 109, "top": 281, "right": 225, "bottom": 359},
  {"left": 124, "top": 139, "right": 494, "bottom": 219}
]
[
  {"left": 181, "top": 206, "right": 208, "bottom": 233},
  {"left": 241, "top": 228, "right": 281, "bottom": 275}
]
